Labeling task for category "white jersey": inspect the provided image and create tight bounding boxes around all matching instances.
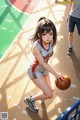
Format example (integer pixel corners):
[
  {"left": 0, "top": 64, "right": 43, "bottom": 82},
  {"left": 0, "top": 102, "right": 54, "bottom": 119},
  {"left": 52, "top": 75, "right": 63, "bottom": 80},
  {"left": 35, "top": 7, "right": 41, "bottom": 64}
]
[
  {"left": 27, "top": 40, "right": 54, "bottom": 79},
  {"left": 30, "top": 40, "right": 53, "bottom": 72}
]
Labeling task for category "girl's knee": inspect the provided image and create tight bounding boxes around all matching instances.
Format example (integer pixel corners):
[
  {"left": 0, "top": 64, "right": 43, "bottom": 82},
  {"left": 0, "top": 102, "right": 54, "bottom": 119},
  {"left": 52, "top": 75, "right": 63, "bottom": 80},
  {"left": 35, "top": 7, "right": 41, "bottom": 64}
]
[
  {"left": 43, "top": 89, "right": 54, "bottom": 99},
  {"left": 46, "top": 92, "right": 53, "bottom": 99},
  {"left": 51, "top": 89, "right": 54, "bottom": 92}
]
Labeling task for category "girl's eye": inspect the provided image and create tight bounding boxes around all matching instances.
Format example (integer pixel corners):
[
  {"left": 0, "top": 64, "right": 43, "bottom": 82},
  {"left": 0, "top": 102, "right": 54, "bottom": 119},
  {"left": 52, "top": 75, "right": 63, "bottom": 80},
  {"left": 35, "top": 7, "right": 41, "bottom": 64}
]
[
  {"left": 42, "top": 33, "right": 46, "bottom": 35},
  {"left": 50, "top": 32, "right": 53, "bottom": 35}
]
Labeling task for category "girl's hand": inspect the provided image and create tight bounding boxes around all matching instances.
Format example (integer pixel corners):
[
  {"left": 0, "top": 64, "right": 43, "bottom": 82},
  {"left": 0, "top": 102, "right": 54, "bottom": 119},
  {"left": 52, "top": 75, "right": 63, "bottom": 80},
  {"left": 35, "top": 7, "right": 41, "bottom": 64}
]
[{"left": 55, "top": 73, "right": 63, "bottom": 82}]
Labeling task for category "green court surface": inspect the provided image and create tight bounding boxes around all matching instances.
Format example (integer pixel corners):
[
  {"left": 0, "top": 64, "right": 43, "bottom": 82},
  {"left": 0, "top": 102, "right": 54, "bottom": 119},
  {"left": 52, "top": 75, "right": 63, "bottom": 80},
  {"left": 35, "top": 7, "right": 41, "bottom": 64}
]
[{"left": 0, "top": 0, "right": 29, "bottom": 59}]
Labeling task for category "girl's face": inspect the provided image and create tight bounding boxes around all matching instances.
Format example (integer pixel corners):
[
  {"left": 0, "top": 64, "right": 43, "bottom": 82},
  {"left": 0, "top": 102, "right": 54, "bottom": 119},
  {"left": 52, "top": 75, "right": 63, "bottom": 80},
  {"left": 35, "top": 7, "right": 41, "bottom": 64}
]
[{"left": 41, "top": 30, "right": 53, "bottom": 44}]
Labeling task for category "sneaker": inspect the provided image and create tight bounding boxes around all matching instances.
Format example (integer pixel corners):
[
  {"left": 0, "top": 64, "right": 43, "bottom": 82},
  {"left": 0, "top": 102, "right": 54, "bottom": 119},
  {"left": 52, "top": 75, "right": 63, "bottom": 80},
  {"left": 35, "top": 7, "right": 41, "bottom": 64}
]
[
  {"left": 67, "top": 47, "right": 73, "bottom": 55},
  {"left": 24, "top": 97, "right": 39, "bottom": 112}
]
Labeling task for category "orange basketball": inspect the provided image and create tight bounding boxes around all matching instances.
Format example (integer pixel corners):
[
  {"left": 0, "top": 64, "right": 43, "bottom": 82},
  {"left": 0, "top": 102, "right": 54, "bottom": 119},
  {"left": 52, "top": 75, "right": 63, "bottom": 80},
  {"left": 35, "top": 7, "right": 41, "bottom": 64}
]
[{"left": 55, "top": 74, "right": 71, "bottom": 90}]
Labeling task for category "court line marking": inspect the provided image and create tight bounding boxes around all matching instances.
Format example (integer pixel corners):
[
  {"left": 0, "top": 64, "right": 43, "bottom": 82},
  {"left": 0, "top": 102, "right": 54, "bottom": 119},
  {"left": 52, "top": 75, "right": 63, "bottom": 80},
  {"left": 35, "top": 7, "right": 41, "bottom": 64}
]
[
  {"left": 0, "top": 16, "right": 31, "bottom": 62},
  {"left": 0, "top": 0, "right": 41, "bottom": 62}
]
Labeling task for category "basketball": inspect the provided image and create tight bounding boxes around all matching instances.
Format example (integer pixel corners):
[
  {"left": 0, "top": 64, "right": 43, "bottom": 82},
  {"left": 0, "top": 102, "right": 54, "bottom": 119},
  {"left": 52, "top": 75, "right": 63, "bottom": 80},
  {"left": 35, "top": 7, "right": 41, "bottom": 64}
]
[{"left": 55, "top": 74, "right": 71, "bottom": 90}]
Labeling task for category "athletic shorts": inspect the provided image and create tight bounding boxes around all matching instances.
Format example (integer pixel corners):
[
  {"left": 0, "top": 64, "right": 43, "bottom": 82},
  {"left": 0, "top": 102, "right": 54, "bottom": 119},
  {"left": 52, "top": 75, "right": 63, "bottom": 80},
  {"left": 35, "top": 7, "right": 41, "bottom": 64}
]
[
  {"left": 69, "top": 16, "right": 80, "bottom": 35},
  {"left": 27, "top": 67, "right": 48, "bottom": 80}
]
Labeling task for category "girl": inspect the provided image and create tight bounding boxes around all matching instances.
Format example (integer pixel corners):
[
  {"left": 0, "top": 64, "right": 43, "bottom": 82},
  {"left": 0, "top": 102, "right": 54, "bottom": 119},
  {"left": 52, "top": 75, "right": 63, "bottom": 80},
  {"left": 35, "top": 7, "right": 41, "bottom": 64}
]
[{"left": 24, "top": 17, "right": 63, "bottom": 112}]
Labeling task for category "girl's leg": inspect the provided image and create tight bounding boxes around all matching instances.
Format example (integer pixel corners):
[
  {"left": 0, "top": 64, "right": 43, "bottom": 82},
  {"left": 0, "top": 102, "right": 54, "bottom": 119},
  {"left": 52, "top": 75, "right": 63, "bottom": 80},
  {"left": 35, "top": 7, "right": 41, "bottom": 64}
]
[
  {"left": 32, "top": 75, "right": 53, "bottom": 101},
  {"left": 44, "top": 73, "right": 54, "bottom": 91},
  {"left": 24, "top": 75, "right": 54, "bottom": 112}
]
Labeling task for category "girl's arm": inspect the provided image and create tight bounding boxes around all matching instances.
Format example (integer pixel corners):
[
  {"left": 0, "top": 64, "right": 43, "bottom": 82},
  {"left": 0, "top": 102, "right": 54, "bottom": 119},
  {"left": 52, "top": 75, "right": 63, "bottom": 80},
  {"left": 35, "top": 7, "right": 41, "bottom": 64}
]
[{"left": 32, "top": 44, "right": 62, "bottom": 80}]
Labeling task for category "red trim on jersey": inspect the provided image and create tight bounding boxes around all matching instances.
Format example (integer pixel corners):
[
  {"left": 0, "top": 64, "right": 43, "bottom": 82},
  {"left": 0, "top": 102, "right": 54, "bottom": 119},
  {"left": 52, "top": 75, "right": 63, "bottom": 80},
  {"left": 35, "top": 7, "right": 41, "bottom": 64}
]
[{"left": 32, "top": 60, "right": 39, "bottom": 72}]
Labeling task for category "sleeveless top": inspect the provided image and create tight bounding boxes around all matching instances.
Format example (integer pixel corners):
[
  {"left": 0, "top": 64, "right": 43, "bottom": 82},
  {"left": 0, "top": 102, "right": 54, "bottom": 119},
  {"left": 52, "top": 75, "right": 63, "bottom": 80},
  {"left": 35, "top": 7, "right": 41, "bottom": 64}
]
[
  {"left": 70, "top": 0, "right": 80, "bottom": 18},
  {"left": 28, "top": 40, "right": 53, "bottom": 72}
]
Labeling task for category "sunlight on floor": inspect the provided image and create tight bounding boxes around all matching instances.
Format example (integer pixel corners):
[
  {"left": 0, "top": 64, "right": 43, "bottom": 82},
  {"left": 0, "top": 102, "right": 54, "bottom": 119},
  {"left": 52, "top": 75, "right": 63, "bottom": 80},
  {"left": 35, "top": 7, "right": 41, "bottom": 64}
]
[
  {"left": 47, "top": 96, "right": 61, "bottom": 111},
  {"left": 52, "top": 57, "right": 60, "bottom": 66}
]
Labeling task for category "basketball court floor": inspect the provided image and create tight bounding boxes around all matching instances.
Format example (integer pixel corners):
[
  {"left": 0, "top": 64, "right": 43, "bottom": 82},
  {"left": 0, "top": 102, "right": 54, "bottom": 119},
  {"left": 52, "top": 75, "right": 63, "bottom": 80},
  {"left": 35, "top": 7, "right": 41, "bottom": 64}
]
[{"left": 0, "top": 0, "right": 80, "bottom": 120}]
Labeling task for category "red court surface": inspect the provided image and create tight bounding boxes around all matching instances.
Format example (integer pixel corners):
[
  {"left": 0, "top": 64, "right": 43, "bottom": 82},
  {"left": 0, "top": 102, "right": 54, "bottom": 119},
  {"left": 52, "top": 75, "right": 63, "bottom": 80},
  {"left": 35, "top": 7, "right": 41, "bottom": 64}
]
[{"left": 9, "top": 0, "right": 40, "bottom": 14}]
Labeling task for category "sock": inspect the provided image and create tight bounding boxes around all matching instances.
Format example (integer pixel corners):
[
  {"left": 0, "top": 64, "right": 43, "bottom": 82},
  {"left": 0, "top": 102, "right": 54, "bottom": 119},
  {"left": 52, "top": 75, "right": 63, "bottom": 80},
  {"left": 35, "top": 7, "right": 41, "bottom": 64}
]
[
  {"left": 30, "top": 96, "right": 35, "bottom": 101},
  {"left": 69, "top": 43, "right": 73, "bottom": 48}
]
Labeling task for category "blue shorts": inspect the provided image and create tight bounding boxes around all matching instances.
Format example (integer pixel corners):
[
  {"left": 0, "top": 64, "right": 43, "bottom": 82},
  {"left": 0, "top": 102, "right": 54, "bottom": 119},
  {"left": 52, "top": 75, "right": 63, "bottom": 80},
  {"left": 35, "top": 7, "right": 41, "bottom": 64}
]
[
  {"left": 69, "top": 16, "right": 80, "bottom": 35},
  {"left": 27, "top": 67, "right": 49, "bottom": 80}
]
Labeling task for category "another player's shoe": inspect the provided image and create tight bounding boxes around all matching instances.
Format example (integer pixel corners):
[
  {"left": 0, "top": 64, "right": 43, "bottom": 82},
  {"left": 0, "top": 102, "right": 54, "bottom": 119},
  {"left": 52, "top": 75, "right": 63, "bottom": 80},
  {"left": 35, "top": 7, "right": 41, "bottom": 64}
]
[
  {"left": 24, "top": 97, "right": 39, "bottom": 112},
  {"left": 67, "top": 47, "right": 73, "bottom": 55}
]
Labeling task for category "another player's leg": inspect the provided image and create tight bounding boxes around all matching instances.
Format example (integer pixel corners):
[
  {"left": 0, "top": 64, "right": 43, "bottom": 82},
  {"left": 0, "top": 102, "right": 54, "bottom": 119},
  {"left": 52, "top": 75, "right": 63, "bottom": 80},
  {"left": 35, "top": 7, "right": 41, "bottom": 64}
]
[
  {"left": 67, "top": 16, "right": 75, "bottom": 55},
  {"left": 76, "top": 18, "right": 80, "bottom": 36},
  {"left": 67, "top": 32, "right": 73, "bottom": 55}
]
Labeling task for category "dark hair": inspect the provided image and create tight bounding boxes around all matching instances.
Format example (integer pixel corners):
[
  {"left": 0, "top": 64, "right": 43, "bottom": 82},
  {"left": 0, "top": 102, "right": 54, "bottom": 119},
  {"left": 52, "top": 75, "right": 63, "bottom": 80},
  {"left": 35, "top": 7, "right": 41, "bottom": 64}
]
[
  {"left": 31, "top": 18, "right": 57, "bottom": 47},
  {"left": 38, "top": 17, "right": 46, "bottom": 22}
]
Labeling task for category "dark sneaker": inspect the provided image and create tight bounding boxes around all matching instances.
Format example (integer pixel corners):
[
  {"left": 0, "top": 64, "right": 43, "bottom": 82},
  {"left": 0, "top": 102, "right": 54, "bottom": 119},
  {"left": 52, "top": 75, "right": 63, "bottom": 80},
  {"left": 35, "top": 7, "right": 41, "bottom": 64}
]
[
  {"left": 67, "top": 47, "right": 73, "bottom": 55},
  {"left": 24, "top": 97, "right": 39, "bottom": 112}
]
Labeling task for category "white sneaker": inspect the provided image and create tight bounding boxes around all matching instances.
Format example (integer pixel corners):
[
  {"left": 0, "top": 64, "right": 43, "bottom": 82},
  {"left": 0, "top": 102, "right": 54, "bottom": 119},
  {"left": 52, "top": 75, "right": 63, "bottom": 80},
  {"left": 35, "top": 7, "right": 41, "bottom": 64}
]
[{"left": 24, "top": 97, "right": 39, "bottom": 112}]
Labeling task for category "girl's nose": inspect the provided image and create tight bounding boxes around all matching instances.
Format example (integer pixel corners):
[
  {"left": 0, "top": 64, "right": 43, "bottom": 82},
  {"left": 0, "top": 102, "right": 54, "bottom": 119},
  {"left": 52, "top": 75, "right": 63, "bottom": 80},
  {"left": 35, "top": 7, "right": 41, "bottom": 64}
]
[{"left": 46, "top": 34, "right": 50, "bottom": 39}]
